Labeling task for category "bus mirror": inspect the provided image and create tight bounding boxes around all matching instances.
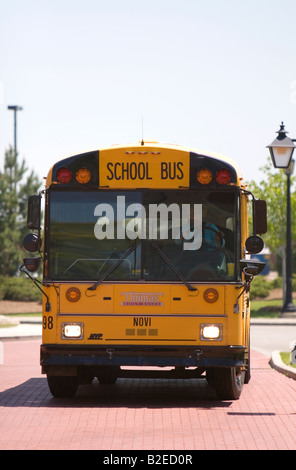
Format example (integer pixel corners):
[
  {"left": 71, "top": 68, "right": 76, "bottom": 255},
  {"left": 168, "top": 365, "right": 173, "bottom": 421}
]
[
  {"left": 240, "top": 260, "right": 266, "bottom": 277},
  {"left": 245, "top": 235, "right": 264, "bottom": 254},
  {"left": 27, "top": 195, "right": 41, "bottom": 230},
  {"left": 23, "top": 257, "right": 41, "bottom": 272},
  {"left": 254, "top": 199, "right": 267, "bottom": 235},
  {"left": 23, "top": 233, "right": 42, "bottom": 253}
]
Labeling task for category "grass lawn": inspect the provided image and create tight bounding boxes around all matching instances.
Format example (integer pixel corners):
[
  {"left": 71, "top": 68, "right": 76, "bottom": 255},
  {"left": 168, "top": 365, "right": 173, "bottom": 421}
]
[
  {"left": 280, "top": 352, "right": 296, "bottom": 369},
  {"left": 0, "top": 323, "right": 19, "bottom": 328},
  {"left": 251, "top": 299, "right": 283, "bottom": 318},
  {"left": 0, "top": 312, "right": 41, "bottom": 328},
  {"left": 3, "top": 313, "right": 42, "bottom": 317}
]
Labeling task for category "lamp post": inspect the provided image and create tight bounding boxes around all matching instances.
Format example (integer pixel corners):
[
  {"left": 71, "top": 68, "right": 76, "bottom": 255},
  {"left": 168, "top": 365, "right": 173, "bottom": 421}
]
[
  {"left": 7, "top": 105, "right": 23, "bottom": 153},
  {"left": 267, "top": 122, "right": 296, "bottom": 317}
]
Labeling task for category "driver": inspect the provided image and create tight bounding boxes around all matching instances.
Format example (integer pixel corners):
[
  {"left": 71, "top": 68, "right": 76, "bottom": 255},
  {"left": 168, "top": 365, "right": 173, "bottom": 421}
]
[
  {"left": 204, "top": 221, "right": 225, "bottom": 249},
  {"left": 177, "top": 205, "right": 225, "bottom": 250}
]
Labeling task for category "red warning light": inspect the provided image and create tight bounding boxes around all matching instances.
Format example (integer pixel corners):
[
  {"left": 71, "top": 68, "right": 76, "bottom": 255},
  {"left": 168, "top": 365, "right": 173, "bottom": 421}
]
[
  {"left": 216, "top": 169, "right": 231, "bottom": 185},
  {"left": 57, "top": 168, "right": 72, "bottom": 183}
]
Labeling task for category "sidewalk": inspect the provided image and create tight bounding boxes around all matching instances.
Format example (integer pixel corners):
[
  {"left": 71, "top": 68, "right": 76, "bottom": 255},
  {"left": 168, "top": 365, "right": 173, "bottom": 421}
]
[
  {"left": 0, "top": 316, "right": 42, "bottom": 340},
  {"left": 251, "top": 317, "right": 296, "bottom": 325}
]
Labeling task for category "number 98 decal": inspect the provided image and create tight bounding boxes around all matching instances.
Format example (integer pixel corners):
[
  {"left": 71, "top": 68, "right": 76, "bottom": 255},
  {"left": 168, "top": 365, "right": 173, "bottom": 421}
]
[{"left": 43, "top": 316, "right": 54, "bottom": 329}]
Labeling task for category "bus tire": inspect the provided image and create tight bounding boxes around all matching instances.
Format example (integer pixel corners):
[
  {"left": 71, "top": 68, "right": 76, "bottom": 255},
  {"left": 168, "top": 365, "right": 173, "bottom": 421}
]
[
  {"left": 207, "top": 367, "right": 245, "bottom": 400},
  {"left": 47, "top": 375, "right": 79, "bottom": 397},
  {"left": 244, "top": 351, "right": 251, "bottom": 384},
  {"left": 244, "top": 337, "right": 251, "bottom": 384}
]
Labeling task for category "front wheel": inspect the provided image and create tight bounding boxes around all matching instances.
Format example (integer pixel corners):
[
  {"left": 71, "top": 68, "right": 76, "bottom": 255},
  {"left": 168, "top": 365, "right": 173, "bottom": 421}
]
[
  {"left": 47, "top": 375, "right": 79, "bottom": 397},
  {"left": 206, "top": 367, "right": 245, "bottom": 400}
]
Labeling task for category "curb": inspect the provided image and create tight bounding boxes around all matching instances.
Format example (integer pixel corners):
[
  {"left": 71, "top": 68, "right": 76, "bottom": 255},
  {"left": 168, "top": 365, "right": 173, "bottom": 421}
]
[
  {"left": 0, "top": 317, "right": 42, "bottom": 341},
  {"left": 0, "top": 336, "right": 42, "bottom": 342},
  {"left": 269, "top": 350, "right": 296, "bottom": 380},
  {"left": 250, "top": 318, "right": 296, "bottom": 325}
]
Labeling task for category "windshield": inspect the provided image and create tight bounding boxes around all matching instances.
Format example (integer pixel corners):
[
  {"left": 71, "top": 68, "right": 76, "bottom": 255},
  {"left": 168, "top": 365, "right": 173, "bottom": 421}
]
[{"left": 47, "top": 189, "right": 239, "bottom": 282}]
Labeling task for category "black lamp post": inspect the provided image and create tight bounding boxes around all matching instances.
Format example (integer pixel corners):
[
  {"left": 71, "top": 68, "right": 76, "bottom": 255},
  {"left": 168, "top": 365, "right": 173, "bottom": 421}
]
[
  {"left": 7, "top": 105, "right": 23, "bottom": 153},
  {"left": 267, "top": 122, "right": 296, "bottom": 316}
]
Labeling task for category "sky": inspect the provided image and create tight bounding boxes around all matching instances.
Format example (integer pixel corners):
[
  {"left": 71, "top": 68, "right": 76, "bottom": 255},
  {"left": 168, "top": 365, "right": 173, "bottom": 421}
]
[{"left": 1, "top": 0, "right": 296, "bottom": 185}]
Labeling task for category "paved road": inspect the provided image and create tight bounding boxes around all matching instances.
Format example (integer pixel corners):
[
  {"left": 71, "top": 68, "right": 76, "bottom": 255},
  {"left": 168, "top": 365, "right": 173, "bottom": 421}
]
[
  {"left": 0, "top": 339, "right": 295, "bottom": 450},
  {"left": 251, "top": 322, "right": 296, "bottom": 356}
]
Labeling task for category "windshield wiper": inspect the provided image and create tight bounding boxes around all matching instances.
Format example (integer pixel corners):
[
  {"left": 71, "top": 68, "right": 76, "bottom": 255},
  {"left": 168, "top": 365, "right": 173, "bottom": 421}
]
[
  {"left": 152, "top": 242, "right": 197, "bottom": 291},
  {"left": 87, "top": 244, "right": 136, "bottom": 291}
]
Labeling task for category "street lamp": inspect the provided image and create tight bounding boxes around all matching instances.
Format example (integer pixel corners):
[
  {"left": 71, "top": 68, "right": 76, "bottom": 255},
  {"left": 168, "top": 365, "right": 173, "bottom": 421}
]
[
  {"left": 7, "top": 105, "right": 23, "bottom": 153},
  {"left": 267, "top": 122, "right": 296, "bottom": 316}
]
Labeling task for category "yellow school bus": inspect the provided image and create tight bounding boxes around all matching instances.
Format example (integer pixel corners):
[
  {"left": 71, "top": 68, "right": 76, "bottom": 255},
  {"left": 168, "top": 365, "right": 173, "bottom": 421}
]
[{"left": 22, "top": 141, "right": 267, "bottom": 399}]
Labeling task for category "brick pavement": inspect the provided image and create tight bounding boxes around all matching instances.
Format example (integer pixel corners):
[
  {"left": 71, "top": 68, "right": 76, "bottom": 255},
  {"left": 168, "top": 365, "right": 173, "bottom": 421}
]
[{"left": 0, "top": 339, "right": 295, "bottom": 450}]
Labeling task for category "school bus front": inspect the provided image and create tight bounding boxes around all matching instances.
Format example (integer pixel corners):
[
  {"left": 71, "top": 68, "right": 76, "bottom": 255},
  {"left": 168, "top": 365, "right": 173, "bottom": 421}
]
[{"left": 23, "top": 142, "right": 266, "bottom": 399}]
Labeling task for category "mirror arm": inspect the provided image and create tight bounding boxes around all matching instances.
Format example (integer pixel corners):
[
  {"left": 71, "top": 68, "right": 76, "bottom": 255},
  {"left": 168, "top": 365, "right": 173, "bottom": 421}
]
[
  {"left": 234, "top": 272, "right": 253, "bottom": 313},
  {"left": 239, "top": 188, "right": 257, "bottom": 236},
  {"left": 19, "top": 264, "right": 51, "bottom": 312}
]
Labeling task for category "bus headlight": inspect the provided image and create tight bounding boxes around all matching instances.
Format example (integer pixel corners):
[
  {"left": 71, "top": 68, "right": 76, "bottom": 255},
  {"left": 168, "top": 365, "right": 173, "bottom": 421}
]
[
  {"left": 200, "top": 324, "right": 222, "bottom": 341},
  {"left": 62, "top": 322, "right": 84, "bottom": 339}
]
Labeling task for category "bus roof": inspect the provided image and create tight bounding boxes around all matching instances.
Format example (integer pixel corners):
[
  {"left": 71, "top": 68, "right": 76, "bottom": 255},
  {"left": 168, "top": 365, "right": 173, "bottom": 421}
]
[
  {"left": 105, "top": 141, "right": 242, "bottom": 171},
  {"left": 45, "top": 141, "right": 245, "bottom": 188},
  {"left": 99, "top": 141, "right": 244, "bottom": 183}
]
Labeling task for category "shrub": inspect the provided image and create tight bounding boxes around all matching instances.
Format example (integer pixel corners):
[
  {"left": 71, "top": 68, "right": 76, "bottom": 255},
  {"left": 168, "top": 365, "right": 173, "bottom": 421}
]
[
  {"left": 271, "top": 275, "right": 296, "bottom": 291},
  {"left": 250, "top": 276, "right": 272, "bottom": 299},
  {"left": 271, "top": 276, "right": 283, "bottom": 289},
  {"left": 0, "top": 275, "right": 42, "bottom": 302},
  {"left": 0, "top": 280, "right": 6, "bottom": 300}
]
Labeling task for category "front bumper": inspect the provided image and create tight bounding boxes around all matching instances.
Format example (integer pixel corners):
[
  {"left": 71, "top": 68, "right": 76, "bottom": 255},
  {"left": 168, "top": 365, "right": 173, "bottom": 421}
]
[{"left": 41, "top": 344, "right": 246, "bottom": 373}]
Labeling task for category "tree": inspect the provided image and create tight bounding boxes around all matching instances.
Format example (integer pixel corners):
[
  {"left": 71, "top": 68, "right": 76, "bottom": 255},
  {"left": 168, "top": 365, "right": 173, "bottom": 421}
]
[
  {"left": 0, "top": 146, "right": 42, "bottom": 275},
  {"left": 247, "top": 156, "right": 296, "bottom": 273}
]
